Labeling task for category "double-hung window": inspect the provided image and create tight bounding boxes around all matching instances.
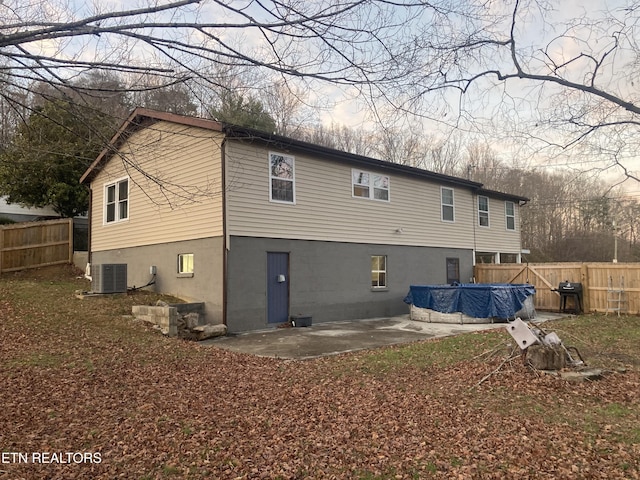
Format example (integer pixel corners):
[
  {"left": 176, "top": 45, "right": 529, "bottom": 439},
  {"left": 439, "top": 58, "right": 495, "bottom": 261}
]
[
  {"left": 478, "top": 196, "right": 489, "bottom": 227},
  {"left": 441, "top": 187, "right": 454, "bottom": 222},
  {"left": 105, "top": 177, "right": 129, "bottom": 224},
  {"left": 371, "top": 255, "right": 387, "bottom": 289},
  {"left": 352, "top": 169, "right": 389, "bottom": 201},
  {"left": 269, "top": 152, "right": 295, "bottom": 203},
  {"left": 505, "top": 201, "right": 515, "bottom": 231}
]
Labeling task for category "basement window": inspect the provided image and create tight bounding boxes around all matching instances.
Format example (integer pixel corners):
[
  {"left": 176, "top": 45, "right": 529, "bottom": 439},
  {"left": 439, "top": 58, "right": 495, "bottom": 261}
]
[
  {"left": 371, "top": 255, "right": 387, "bottom": 289},
  {"left": 178, "top": 253, "right": 194, "bottom": 277},
  {"left": 446, "top": 257, "right": 460, "bottom": 285}
]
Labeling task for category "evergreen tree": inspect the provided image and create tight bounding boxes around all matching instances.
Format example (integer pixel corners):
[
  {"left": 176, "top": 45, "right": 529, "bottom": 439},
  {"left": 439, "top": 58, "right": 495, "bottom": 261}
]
[
  {"left": 212, "top": 91, "right": 277, "bottom": 132},
  {"left": 0, "top": 99, "right": 110, "bottom": 217}
]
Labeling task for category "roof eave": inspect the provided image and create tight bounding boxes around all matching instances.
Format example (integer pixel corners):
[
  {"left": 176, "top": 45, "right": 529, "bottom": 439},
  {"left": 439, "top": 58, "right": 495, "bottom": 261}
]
[
  {"left": 80, "top": 108, "right": 223, "bottom": 184},
  {"left": 221, "top": 125, "right": 484, "bottom": 190}
]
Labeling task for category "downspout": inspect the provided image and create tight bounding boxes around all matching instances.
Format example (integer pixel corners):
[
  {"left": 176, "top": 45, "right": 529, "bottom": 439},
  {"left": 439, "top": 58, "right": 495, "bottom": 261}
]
[
  {"left": 86, "top": 187, "right": 93, "bottom": 280},
  {"left": 221, "top": 138, "right": 228, "bottom": 327},
  {"left": 471, "top": 190, "right": 478, "bottom": 281},
  {"left": 518, "top": 199, "right": 529, "bottom": 264}
]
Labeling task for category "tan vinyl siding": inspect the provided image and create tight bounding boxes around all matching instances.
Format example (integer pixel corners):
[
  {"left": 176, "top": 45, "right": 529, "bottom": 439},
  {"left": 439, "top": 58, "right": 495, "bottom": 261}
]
[
  {"left": 91, "top": 122, "right": 224, "bottom": 252},
  {"left": 473, "top": 196, "right": 522, "bottom": 253},
  {"left": 225, "top": 140, "right": 478, "bottom": 249}
]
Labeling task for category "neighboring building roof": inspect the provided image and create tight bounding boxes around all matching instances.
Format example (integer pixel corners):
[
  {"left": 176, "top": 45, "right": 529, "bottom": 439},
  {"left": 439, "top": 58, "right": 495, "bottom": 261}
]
[
  {"left": 80, "top": 108, "right": 529, "bottom": 203},
  {"left": 0, "top": 196, "right": 59, "bottom": 219}
]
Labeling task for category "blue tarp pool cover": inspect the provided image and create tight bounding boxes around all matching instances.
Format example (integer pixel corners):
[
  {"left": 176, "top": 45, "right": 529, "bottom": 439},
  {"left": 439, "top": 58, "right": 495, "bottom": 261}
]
[{"left": 404, "top": 284, "right": 536, "bottom": 319}]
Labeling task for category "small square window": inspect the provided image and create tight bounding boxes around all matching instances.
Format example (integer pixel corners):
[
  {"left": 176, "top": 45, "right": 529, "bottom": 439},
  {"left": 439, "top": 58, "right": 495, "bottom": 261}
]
[{"left": 178, "top": 253, "right": 194, "bottom": 274}]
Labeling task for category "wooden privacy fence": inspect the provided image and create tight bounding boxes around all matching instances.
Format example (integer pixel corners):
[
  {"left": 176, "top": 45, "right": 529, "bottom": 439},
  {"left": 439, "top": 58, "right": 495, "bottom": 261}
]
[
  {"left": 0, "top": 218, "right": 73, "bottom": 273},
  {"left": 475, "top": 262, "right": 640, "bottom": 315}
]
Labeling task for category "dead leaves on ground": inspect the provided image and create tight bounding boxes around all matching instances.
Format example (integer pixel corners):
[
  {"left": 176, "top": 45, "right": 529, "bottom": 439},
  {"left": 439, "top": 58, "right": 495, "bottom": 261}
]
[{"left": 1, "top": 269, "right": 639, "bottom": 479}]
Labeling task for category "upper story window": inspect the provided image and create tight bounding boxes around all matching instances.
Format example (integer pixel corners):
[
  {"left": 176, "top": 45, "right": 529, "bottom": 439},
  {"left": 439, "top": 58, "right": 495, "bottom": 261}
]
[
  {"left": 505, "top": 201, "right": 515, "bottom": 230},
  {"left": 478, "top": 196, "right": 489, "bottom": 227},
  {"left": 441, "top": 187, "right": 454, "bottom": 222},
  {"left": 269, "top": 152, "right": 295, "bottom": 203},
  {"left": 104, "top": 177, "right": 129, "bottom": 224},
  {"left": 352, "top": 169, "right": 389, "bottom": 201}
]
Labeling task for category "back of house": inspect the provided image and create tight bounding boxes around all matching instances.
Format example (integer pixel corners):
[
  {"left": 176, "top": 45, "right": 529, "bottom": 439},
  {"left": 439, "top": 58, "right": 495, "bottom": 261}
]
[{"left": 81, "top": 108, "right": 527, "bottom": 332}]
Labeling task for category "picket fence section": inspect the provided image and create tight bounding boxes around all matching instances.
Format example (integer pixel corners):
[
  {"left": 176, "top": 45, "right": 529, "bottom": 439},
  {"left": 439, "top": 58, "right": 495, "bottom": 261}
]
[
  {"left": 474, "top": 262, "right": 640, "bottom": 314},
  {"left": 0, "top": 219, "right": 73, "bottom": 273}
]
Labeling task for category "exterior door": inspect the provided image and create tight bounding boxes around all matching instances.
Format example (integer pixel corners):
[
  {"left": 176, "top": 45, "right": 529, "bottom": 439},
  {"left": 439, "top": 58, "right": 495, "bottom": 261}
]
[{"left": 267, "top": 252, "right": 289, "bottom": 324}]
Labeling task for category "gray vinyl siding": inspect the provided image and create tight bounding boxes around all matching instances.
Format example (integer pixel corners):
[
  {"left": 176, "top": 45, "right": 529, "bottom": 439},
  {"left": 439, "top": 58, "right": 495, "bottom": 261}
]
[{"left": 225, "top": 140, "right": 480, "bottom": 249}]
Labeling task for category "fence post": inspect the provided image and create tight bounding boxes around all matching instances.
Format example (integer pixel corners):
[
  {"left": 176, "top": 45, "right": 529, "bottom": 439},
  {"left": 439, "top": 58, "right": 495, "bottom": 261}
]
[
  {"left": 580, "top": 263, "right": 589, "bottom": 313},
  {"left": 68, "top": 218, "right": 73, "bottom": 264},
  {"left": 0, "top": 226, "right": 3, "bottom": 275}
]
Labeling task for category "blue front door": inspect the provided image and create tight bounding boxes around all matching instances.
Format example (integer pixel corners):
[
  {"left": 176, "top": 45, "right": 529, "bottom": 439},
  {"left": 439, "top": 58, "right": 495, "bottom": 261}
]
[{"left": 267, "top": 252, "right": 289, "bottom": 324}]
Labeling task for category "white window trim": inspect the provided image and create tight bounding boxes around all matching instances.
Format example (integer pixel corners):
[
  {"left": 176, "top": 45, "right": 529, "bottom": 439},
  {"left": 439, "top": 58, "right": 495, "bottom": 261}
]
[
  {"left": 103, "top": 176, "right": 129, "bottom": 225},
  {"left": 505, "top": 201, "right": 516, "bottom": 231},
  {"left": 351, "top": 169, "right": 390, "bottom": 202},
  {"left": 371, "top": 255, "right": 387, "bottom": 289},
  {"left": 441, "top": 187, "right": 455, "bottom": 223},
  {"left": 478, "top": 195, "right": 490, "bottom": 228},
  {"left": 269, "top": 151, "right": 296, "bottom": 204},
  {"left": 177, "top": 253, "right": 194, "bottom": 277}
]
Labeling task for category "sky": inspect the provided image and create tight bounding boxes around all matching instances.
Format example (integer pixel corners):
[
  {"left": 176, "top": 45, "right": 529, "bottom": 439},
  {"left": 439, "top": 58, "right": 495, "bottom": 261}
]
[{"left": 4, "top": 0, "right": 640, "bottom": 193}]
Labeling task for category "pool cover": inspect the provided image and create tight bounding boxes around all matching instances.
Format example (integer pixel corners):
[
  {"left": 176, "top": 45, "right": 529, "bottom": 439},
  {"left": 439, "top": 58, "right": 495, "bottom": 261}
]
[{"left": 404, "top": 283, "right": 536, "bottom": 319}]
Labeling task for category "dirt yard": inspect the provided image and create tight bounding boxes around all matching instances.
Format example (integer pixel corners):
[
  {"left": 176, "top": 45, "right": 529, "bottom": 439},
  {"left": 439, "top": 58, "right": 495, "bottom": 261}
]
[{"left": 1, "top": 265, "right": 639, "bottom": 479}]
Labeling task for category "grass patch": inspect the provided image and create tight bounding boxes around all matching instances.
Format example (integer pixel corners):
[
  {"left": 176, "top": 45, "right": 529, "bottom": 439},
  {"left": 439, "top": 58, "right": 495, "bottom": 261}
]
[
  {"left": 342, "top": 314, "right": 640, "bottom": 376},
  {"left": 539, "top": 315, "right": 640, "bottom": 368},
  {"left": 6, "top": 352, "right": 70, "bottom": 368},
  {"left": 348, "top": 330, "right": 507, "bottom": 375}
]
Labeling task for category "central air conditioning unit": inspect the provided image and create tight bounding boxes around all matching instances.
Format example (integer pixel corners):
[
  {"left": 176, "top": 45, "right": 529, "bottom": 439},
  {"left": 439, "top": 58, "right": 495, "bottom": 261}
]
[{"left": 92, "top": 264, "right": 128, "bottom": 294}]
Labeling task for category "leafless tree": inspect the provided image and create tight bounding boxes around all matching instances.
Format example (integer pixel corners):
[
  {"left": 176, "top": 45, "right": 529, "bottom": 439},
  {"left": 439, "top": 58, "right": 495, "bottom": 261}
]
[
  {"left": 0, "top": 0, "right": 436, "bottom": 111},
  {"left": 376, "top": 0, "right": 640, "bottom": 184},
  {"left": 3, "top": 0, "right": 640, "bottom": 213}
]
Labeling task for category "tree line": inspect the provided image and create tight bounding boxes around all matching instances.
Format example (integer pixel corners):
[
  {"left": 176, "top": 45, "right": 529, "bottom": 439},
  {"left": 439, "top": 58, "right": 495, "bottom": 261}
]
[{"left": 0, "top": 69, "right": 637, "bottom": 262}]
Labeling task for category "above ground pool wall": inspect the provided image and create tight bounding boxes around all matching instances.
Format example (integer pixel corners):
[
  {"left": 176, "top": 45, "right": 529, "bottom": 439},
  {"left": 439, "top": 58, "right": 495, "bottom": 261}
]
[{"left": 405, "top": 283, "right": 536, "bottom": 322}]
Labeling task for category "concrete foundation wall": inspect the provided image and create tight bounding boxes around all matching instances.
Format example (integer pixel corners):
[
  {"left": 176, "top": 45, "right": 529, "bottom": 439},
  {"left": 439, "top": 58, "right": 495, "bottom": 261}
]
[
  {"left": 226, "top": 236, "right": 473, "bottom": 332},
  {"left": 91, "top": 237, "right": 224, "bottom": 324}
]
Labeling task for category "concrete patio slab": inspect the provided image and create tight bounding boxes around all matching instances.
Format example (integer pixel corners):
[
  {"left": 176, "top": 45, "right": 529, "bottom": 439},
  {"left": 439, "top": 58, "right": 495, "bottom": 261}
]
[{"left": 202, "top": 312, "right": 565, "bottom": 360}]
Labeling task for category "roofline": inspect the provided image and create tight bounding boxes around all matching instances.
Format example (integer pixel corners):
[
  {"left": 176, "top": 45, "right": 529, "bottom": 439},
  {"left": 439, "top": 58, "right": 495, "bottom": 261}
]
[
  {"left": 80, "top": 108, "right": 527, "bottom": 203},
  {"left": 221, "top": 124, "right": 484, "bottom": 190},
  {"left": 80, "top": 108, "right": 223, "bottom": 184},
  {"left": 476, "top": 187, "right": 529, "bottom": 204}
]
